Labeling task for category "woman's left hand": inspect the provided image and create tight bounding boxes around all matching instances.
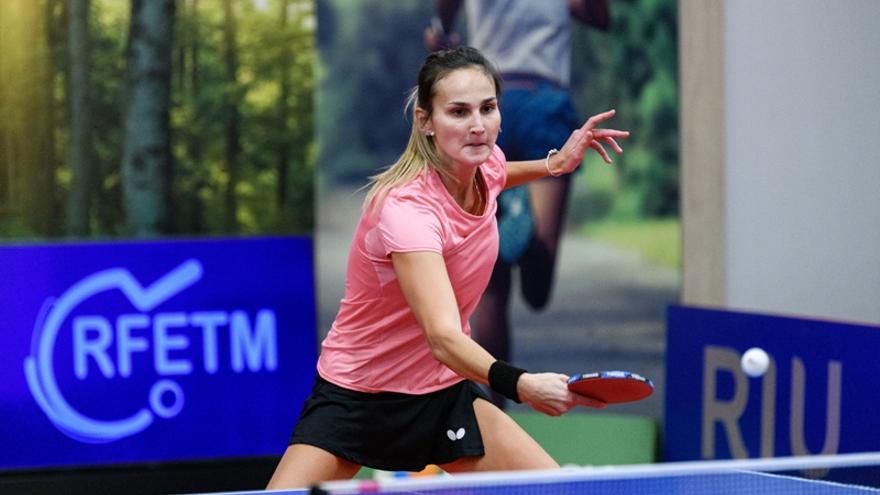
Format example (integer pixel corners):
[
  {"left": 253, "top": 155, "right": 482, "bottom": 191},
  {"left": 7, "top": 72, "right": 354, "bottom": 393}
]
[{"left": 552, "top": 109, "right": 630, "bottom": 175}]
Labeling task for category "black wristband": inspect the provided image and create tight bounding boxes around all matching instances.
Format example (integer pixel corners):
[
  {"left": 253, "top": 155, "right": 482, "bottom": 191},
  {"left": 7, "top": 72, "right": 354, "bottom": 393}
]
[{"left": 488, "top": 360, "right": 527, "bottom": 403}]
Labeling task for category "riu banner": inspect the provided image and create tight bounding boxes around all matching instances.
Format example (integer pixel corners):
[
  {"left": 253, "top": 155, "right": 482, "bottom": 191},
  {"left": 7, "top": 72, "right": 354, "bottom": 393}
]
[
  {"left": 0, "top": 237, "right": 317, "bottom": 469},
  {"left": 665, "top": 305, "right": 880, "bottom": 462}
]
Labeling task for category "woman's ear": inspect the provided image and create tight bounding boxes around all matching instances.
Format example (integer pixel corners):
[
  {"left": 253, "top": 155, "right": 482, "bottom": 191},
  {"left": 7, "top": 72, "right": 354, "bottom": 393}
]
[{"left": 415, "top": 107, "right": 432, "bottom": 135}]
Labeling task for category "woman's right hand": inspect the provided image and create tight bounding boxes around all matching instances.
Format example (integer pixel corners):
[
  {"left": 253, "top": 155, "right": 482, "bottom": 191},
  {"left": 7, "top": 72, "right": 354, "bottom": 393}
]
[
  {"left": 517, "top": 372, "right": 607, "bottom": 416},
  {"left": 550, "top": 109, "right": 630, "bottom": 175}
]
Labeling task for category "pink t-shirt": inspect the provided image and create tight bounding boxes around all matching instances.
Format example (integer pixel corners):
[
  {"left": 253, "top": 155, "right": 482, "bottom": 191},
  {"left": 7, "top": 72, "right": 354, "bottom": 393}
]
[{"left": 317, "top": 146, "right": 507, "bottom": 394}]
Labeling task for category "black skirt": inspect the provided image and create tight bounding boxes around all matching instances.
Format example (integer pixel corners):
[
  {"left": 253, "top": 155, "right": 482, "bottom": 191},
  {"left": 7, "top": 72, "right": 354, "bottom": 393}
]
[{"left": 290, "top": 376, "right": 490, "bottom": 472}]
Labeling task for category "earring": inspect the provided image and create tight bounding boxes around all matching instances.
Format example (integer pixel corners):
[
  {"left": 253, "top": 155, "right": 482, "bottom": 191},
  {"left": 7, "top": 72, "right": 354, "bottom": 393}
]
[{"left": 426, "top": 130, "right": 435, "bottom": 137}]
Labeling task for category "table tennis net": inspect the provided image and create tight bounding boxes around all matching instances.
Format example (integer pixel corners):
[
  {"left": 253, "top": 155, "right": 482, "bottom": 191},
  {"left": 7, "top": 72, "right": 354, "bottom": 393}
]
[{"left": 313, "top": 452, "right": 880, "bottom": 495}]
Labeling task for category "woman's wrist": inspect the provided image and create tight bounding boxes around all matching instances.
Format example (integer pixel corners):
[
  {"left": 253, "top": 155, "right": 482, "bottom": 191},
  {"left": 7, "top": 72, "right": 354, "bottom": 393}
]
[
  {"left": 488, "top": 360, "right": 527, "bottom": 403},
  {"left": 545, "top": 148, "right": 563, "bottom": 177}
]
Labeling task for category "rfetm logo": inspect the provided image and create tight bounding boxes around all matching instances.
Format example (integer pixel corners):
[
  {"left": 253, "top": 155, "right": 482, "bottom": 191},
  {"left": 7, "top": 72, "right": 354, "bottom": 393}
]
[{"left": 24, "top": 259, "right": 278, "bottom": 443}]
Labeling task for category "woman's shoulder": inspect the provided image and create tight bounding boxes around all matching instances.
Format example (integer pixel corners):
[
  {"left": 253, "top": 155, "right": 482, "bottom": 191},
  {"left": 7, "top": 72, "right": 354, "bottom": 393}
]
[
  {"left": 481, "top": 145, "right": 508, "bottom": 186},
  {"left": 379, "top": 174, "right": 443, "bottom": 213},
  {"left": 385, "top": 173, "right": 431, "bottom": 198},
  {"left": 489, "top": 144, "right": 507, "bottom": 168}
]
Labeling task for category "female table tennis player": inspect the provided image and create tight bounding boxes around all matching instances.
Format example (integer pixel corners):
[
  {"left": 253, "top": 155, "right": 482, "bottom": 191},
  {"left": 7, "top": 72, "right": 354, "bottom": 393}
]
[{"left": 267, "top": 46, "right": 628, "bottom": 489}]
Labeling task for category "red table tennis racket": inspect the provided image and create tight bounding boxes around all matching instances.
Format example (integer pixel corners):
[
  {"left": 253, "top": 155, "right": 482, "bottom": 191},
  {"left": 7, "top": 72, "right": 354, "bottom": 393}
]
[{"left": 567, "top": 370, "right": 654, "bottom": 404}]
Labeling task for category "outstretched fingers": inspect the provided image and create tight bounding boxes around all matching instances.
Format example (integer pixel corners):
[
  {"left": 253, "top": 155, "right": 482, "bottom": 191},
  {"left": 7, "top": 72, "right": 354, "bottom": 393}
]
[
  {"left": 580, "top": 109, "right": 629, "bottom": 163},
  {"left": 603, "top": 136, "right": 624, "bottom": 154},
  {"left": 560, "top": 112, "right": 630, "bottom": 171},
  {"left": 593, "top": 128, "right": 630, "bottom": 140},
  {"left": 590, "top": 140, "right": 612, "bottom": 164},
  {"left": 580, "top": 108, "right": 617, "bottom": 133}
]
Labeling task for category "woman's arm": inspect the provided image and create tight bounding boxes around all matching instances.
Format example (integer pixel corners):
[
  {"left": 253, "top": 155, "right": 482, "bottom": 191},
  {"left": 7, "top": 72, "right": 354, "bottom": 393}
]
[
  {"left": 504, "top": 109, "right": 629, "bottom": 189},
  {"left": 391, "top": 250, "right": 604, "bottom": 415}
]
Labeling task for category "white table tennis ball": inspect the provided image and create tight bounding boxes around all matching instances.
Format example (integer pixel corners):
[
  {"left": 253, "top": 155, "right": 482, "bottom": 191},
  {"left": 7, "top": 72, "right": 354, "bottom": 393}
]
[{"left": 741, "top": 347, "right": 770, "bottom": 377}]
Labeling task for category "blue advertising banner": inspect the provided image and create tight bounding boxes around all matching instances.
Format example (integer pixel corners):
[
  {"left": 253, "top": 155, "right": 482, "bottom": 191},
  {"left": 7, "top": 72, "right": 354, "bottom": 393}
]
[
  {"left": 0, "top": 237, "right": 317, "bottom": 470},
  {"left": 665, "top": 305, "right": 880, "bottom": 462}
]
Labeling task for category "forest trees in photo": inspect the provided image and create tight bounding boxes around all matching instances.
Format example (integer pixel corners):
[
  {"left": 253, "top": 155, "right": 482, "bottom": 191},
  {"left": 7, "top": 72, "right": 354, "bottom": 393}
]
[{"left": 0, "top": 0, "right": 316, "bottom": 240}]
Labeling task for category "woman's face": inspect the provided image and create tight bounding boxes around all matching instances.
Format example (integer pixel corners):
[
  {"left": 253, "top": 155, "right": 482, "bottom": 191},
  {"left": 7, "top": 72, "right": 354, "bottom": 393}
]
[{"left": 422, "top": 67, "right": 500, "bottom": 170}]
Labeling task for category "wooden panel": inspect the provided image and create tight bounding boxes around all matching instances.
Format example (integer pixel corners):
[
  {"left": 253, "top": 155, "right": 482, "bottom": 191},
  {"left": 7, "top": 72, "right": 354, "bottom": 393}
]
[{"left": 679, "top": 0, "right": 726, "bottom": 305}]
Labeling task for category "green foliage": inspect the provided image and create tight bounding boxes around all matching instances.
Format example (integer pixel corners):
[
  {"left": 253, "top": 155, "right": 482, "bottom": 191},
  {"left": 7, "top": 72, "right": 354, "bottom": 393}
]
[
  {"left": 572, "top": 0, "right": 679, "bottom": 220},
  {"left": 582, "top": 218, "right": 681, "bottom": 268},
  {"left": 88, "top": 0, "right": 128, "bottom": 235},
  {"left": 568, "top": 161, "right": 617, "bottom": 224},
  {"left": 0, "top": 0, "right": 316, "bottom": 240},
  {"left": 169, "top": 0, "right": 317, "bottom": 236}
]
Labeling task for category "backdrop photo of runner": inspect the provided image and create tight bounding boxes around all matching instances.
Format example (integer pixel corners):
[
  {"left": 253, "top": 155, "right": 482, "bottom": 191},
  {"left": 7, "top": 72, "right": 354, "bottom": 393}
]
[{"left": 314, "top": 0, "right": 679, "bottom": 419}]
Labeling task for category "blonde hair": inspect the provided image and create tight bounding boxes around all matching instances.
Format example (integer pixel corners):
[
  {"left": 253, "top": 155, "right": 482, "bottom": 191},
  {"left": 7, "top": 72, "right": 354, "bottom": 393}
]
[
  {"left": 362, "top": 47, "right": 501, "bottom": 212},
  {"left": 363, "top": 89, "right": 444, "bottom": 211}
]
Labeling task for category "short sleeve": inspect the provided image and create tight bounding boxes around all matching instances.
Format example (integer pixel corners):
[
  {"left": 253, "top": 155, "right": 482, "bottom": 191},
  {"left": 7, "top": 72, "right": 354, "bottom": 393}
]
[
  {"left": 376, "top": 193, "right": 443, "bottom": 256},
  {"left": 480, "top": 145, "right": 508, "bottom": 200}
]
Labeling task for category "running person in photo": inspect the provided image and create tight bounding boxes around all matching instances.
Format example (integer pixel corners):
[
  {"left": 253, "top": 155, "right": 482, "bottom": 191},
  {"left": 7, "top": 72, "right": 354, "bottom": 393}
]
[
  {"left": 267, "top": 47, "right": 628, "bottom": 490},
  {"left": 425, "top": 0, "right": 613, "bottom": 408}
]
